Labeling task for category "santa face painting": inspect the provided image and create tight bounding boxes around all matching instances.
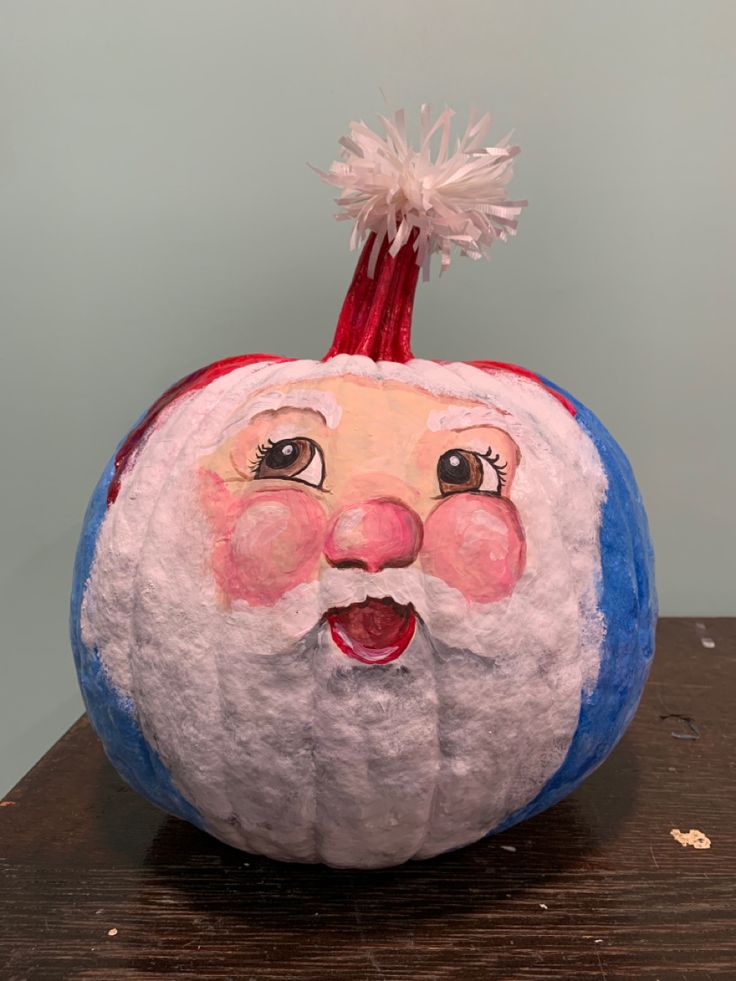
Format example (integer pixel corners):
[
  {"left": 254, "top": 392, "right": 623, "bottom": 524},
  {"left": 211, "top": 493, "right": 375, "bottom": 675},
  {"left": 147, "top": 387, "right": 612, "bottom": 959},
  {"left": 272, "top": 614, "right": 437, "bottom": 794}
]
[{"left": 80, "top": 356, "right": 608, "bottom": 868}]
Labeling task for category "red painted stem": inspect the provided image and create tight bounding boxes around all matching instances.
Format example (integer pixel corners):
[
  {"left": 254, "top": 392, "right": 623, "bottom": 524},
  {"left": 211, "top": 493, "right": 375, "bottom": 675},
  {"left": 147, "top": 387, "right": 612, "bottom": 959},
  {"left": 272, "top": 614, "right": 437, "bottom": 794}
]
[{"left": 324, "top": 232, "right": 420, "bottom": 363}]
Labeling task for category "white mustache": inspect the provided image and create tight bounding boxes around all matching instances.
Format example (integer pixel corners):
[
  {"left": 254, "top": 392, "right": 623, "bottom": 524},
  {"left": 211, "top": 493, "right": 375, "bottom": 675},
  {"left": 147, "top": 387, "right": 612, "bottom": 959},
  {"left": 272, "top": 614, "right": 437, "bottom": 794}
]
[
  {"left": 323, "top": 566, "right": 443, "bottom": 612},
  {"left": 225, "top": 565, "right": 470, "bottom": 656},
  {"left": 243, "top": 568, "right": 468, "bottom": 624}
]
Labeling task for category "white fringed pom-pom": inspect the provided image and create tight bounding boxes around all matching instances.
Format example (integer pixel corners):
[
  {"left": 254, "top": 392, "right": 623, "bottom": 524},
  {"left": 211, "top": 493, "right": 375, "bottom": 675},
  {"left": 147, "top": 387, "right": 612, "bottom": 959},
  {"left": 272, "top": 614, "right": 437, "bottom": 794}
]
[{"left": 315, "top": 105, "right": 527, "bottom": 279}]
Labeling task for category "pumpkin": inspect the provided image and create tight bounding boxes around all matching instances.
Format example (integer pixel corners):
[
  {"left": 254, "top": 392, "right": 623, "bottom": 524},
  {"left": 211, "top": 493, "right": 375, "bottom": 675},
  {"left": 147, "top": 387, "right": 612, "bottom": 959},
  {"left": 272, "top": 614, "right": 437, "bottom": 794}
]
[{"left": 71, "top": 108, "right": 656, "bottom": 869}]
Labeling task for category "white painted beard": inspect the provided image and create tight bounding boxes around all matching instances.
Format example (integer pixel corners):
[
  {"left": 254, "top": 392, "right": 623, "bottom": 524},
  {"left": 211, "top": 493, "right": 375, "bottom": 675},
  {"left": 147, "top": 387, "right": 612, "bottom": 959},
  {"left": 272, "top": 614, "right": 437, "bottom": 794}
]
[{"left": 120, "top": 554, "right": 597, "bottom": 868}]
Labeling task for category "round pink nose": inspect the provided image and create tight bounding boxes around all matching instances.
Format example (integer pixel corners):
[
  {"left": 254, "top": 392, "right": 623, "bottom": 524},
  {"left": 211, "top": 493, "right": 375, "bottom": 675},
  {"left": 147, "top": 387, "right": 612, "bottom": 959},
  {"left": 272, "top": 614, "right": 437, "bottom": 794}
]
[{"left": 325, "top": 499, "right": 423, "bottom": 573}]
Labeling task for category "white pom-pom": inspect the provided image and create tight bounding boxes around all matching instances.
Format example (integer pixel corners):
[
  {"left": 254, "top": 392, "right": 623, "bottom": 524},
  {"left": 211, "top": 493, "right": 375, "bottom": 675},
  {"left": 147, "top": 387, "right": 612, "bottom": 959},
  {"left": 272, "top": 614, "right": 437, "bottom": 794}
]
[{"left": 315, "top": 105, "right": 527, "bottom": 279}]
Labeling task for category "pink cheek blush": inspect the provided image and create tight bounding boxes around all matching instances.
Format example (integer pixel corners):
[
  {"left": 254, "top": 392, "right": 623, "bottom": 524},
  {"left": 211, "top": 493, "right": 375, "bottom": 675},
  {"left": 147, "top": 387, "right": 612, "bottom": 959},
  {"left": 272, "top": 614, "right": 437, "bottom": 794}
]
[
  {"left": 421, "top": 494, "right": 526, "bottom": 604},
  {"left": 210, "top": 486, "right": 327, "bottom": 606}
]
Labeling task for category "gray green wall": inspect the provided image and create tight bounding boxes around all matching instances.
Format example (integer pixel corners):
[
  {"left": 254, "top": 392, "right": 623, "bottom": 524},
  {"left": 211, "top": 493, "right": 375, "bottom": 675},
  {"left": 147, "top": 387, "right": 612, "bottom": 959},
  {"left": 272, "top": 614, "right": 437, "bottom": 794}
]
[{"left": 2, "top": 0, "right": 734, "bottom": 794}]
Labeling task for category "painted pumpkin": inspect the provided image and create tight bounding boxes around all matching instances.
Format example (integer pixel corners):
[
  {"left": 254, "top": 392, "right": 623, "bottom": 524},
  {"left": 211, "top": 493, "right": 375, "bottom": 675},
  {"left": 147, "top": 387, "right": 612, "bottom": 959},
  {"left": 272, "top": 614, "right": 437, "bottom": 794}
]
[{"left": 71, "top": 108, "right": 656, "bottom": 868}]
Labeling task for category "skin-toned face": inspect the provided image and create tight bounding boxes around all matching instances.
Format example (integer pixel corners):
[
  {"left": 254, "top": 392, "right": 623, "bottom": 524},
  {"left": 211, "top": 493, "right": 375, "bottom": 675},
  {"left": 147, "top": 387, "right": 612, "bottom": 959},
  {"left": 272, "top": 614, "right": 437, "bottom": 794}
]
[{"left": 197, "top": 375, "right": 526, "bottom": 629}]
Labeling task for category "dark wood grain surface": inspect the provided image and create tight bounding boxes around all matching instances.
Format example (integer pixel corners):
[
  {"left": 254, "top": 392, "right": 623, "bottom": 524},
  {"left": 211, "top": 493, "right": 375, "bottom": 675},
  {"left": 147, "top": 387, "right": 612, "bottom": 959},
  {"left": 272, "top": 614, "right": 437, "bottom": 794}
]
[{"left": 2, "top": 617, "right": 735, "bottom": 980}]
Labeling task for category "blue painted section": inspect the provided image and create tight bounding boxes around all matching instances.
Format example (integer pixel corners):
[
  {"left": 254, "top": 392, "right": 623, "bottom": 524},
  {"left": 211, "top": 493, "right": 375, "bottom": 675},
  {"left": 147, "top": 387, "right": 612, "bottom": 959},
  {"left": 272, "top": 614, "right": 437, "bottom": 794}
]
[
  {"left": 69, "top": 440, "right": 204, "bottom": 829},
  {"left": 492, "top": 379, "right": 657, "bottom": 833}
]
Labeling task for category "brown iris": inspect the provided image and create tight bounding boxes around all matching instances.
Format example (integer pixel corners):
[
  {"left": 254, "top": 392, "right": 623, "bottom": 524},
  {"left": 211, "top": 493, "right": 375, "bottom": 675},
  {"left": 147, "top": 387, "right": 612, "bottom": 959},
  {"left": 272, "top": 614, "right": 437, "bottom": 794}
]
[
  {"left": 253, "top": 438, "right": 318, "bottom": 482},
  {"left": 437, "top": 449, "right": 484, "bottom": 495}
]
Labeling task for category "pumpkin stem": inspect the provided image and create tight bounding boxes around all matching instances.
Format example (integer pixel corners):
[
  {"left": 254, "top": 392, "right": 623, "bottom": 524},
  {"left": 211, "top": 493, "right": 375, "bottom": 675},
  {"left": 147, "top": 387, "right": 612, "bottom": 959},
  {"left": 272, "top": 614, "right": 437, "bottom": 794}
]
[{"left": 324, "top": 231, "right": 420, "bottom": 364}]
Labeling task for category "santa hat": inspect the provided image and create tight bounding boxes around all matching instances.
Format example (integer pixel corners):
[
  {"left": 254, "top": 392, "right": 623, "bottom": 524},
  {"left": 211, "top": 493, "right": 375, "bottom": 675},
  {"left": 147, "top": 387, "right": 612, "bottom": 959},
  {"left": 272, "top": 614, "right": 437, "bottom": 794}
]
[{"left": 315, "top": 105, "right": 527, "bottom": 363}]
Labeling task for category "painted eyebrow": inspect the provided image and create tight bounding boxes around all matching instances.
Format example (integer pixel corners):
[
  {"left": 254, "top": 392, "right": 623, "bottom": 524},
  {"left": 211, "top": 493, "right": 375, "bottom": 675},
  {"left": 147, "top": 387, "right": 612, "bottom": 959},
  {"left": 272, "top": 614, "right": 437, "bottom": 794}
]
[
  {"left": 427, "top": 405, "right": 509, "bottom": 432},
  {"left": 222, "top": 389, "right": 342, "bottom": 435}
]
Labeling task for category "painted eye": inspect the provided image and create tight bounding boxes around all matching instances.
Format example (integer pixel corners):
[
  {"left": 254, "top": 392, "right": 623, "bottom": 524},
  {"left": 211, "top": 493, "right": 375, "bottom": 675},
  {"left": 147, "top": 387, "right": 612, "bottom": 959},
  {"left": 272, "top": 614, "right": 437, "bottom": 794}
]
[
  {"left": 253, "top": 438, "right": 325, "bottom": 488},
  {"left": 437, "top": 448, "right": 506, "bottom": 497}
]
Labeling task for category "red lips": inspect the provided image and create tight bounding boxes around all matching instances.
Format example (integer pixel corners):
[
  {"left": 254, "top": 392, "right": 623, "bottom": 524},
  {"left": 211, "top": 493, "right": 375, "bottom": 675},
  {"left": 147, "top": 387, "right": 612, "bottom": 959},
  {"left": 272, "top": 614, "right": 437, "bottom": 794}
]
[{"left": 326, "top": 597, "right": 416, "bottom": 664}]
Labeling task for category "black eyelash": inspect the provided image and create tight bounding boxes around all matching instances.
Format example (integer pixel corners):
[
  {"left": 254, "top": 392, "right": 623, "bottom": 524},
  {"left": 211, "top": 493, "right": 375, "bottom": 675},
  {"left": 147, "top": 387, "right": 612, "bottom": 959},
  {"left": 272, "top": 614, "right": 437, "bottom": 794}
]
[
  {"left": 249, "top": 440, "right": 273, "bottom": 475},
  {"left": 480, "top": 446, "right": 508, "bottom": 487}
]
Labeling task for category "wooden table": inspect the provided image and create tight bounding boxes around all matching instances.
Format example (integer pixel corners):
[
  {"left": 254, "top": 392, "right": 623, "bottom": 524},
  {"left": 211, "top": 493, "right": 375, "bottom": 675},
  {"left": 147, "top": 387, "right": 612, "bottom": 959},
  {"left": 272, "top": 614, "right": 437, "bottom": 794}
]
[{"left": 2, "top": 618, "right": 734, "bottom": 980}]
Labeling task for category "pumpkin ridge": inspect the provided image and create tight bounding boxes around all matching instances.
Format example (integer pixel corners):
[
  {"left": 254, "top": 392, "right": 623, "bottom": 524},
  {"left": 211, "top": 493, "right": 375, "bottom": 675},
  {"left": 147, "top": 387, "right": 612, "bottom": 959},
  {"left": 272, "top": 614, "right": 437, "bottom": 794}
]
[
  {"left": 307, "top": 634, "right": 320, "bottom": 865},
  {"left": 124, "top": 360, "right": 293, "bottom": 829},
  {"left": 413, "top": 620, "right": 444, "bottom": 861}
]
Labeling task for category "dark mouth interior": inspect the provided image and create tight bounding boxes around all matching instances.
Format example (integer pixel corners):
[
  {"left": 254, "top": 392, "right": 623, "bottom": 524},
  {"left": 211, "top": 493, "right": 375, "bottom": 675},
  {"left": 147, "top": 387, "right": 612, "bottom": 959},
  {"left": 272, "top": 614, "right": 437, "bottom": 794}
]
[
  {"left": 327, "top": 596, "right": 414, "bottom": 649},
  {"left": 325, "top": 596, "right": 417, "bottom": 664}
]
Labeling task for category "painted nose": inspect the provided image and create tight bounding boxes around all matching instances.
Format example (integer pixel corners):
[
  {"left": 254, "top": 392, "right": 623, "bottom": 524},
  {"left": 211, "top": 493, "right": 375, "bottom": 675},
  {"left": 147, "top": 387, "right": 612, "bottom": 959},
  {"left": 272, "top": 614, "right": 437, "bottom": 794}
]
[{"left": 324, "top": 499, "right": 423, "bottom": 572}]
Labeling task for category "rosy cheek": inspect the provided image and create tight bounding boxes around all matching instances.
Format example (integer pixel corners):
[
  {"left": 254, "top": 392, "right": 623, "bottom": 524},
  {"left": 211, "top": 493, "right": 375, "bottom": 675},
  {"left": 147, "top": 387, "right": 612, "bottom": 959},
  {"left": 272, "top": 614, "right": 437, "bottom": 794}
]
[
  {"left": 211, "top": 487, "right": 326, "bottom": 606},
  {"left": 421, "top": 494, "right": 526, "bottom": 603}
]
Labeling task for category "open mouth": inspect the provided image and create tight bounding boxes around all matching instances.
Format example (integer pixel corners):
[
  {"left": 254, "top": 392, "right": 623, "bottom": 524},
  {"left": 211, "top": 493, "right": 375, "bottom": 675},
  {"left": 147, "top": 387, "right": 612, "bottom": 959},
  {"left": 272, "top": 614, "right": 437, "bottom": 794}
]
[{"left": 326, "top": 597, "right": 417, "bottom": 665}]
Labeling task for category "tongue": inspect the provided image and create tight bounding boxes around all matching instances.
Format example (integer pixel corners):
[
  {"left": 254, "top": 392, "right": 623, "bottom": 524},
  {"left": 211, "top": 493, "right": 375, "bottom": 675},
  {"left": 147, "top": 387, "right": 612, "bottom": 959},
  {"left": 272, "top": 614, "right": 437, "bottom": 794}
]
[{"left": 327, "top": 597, "right": 416, "bottom": 664}]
